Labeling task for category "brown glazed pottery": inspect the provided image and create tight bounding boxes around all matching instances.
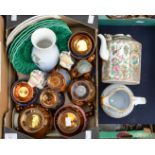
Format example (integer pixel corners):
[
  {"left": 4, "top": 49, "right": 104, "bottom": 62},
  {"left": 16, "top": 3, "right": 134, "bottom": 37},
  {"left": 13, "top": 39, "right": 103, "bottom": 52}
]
[
  {"left": 11, "top": 80, "right": 39, "bottom": 107},
  {"left": 54, "top": 104, "right": 87, "bottom": 137},
  {"left": 40, "top": 88, "right": 65, "bottom": 110},
  {"left": 18, "top": 105, "right": 53, "bottom": 138},
  {"left": 68, "top": 31, "right": 95, "bottom": 59},
  {"left": 71, "top": 60, "right": 93, "bottom": 78},
  {"left": 47, "top": 69, "right": 71, "bottom": 92},
  {"left": 68, "top": 80, "right": 96, "bottom": 106},
  {"left": 12, "top": 81, "right": 34, "bottom": 103}
]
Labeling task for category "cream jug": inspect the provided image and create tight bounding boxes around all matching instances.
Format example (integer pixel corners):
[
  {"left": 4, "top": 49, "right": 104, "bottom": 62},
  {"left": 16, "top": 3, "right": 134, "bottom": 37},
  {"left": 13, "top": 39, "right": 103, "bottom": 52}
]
[
  {"left": 98, "top": 34, "right": 142, "bottom": 85},
  {"left": 101, "top": 84, "right": 146, "bottom": 118}
]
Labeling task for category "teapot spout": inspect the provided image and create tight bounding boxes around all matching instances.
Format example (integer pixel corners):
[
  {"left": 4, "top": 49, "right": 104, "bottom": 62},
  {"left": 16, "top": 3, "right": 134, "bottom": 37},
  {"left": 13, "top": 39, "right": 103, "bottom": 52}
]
[{"left": 98, "top": 34, "right": 109, "bottom": 61}]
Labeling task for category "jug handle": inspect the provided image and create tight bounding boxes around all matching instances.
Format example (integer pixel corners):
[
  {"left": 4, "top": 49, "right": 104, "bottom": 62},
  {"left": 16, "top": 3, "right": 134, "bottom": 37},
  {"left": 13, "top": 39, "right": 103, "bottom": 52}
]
[
  {"left": 98, "top": 34, "right": 109, "bottom": 61},
  {"left": 132, "top": 97, "right": 146, "bottom": 106}
]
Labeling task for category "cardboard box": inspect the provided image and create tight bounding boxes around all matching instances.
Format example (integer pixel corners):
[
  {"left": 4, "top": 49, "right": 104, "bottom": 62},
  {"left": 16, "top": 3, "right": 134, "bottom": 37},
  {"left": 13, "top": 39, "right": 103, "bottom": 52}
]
[
  {"left": 98, "top": 16, "right": 155, "bottom": 125},
  {"left": 0, "top": 16, "right": 9, "bottom": 138},
  {"left": 99, "top": 124, "right": 155, "bottom": 139},
  {"left": 1, "top": 15, "right": 99, "bottom": 139},
  {"left": 99, "top": 15, "right": 155, "bottom": 26}
]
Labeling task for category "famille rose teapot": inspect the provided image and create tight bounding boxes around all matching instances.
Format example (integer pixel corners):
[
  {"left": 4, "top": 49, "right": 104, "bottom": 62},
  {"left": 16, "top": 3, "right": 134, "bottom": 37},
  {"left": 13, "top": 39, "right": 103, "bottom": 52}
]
[{"left": 98, "top": 34, "right": 142, "bottom": 85}]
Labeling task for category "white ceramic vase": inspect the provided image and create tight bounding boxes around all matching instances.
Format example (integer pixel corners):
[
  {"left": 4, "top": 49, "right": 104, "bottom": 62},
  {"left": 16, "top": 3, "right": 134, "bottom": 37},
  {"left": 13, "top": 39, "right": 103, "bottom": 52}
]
[{"left": 31, "top": 28, "right": 59, "bottom": 72}]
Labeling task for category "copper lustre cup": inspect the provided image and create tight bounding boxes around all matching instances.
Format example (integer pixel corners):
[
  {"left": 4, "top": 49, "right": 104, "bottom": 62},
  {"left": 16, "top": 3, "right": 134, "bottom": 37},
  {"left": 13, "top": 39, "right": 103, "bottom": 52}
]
[
  {"left": 68, "top": 79, "right": 96, "bottom": 106},
  {"left": 54, "top": 104, "right": 87, "bottom": 137},
  {"left": 40, "top": 88, "right": 65, "bottom": 110},
  {"left": 68, "top": 31, "right": 95, "bottom": 59},
  {"left": 18, "top": 105, "right": 53, "bottom": 138},
  {"left": 11, "top": 80, "right": 38, "bottom": 107},
  {"left": 47, "top": 69, "right": 71, "bottom": 92}
]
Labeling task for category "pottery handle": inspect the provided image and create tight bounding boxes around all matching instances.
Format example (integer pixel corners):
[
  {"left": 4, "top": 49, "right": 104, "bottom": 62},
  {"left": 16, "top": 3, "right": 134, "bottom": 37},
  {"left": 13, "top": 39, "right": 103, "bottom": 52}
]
[
  {"left": 98, "top": 34, "right": 109, "bottom": 61},
  {"left": 85, "top": 103, "right": 94, "bottom": 117},
  {"left": 71, "top": 68, "right": 79, "bottom": 78},
  {"left": 132, "top": 97, "right": 147, "bottom": 106}
]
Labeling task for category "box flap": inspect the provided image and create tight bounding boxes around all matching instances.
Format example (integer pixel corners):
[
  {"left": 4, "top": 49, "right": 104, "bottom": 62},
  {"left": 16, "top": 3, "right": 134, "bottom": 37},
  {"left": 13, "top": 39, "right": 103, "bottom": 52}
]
[{"left": 0, "top": 16, "right": 9, "bottom": 138}]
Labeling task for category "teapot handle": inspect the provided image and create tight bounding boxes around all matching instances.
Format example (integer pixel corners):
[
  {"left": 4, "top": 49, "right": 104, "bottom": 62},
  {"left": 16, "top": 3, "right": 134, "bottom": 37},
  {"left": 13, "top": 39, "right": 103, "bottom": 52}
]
[{"left": 98, "top": 34, "right": 109, "bottom": 61}]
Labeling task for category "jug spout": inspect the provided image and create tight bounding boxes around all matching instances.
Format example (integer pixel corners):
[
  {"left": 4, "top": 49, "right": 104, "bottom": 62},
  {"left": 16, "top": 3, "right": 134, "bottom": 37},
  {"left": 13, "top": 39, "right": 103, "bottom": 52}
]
[{"left": 98, "top": 34, "right": 109, "bottom": 61}]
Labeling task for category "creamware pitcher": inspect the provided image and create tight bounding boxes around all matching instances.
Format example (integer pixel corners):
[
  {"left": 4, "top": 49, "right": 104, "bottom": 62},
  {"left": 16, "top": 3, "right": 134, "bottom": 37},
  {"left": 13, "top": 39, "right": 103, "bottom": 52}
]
[
  {"left": 101, "top": 84, "right": 146, "bottom": 118},
  {"left": 98, "top": 34, "right": 142, "bottom": 85}
]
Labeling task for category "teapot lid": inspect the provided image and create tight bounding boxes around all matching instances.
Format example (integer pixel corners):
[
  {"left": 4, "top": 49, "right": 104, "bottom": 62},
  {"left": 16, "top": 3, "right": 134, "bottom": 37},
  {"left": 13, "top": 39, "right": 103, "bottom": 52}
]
[
  {"left": 114, "top": 34, "right": 132, "bottom": 37},
  {"left": 105, "top": 34, "right": 132, "bottom": 40}
]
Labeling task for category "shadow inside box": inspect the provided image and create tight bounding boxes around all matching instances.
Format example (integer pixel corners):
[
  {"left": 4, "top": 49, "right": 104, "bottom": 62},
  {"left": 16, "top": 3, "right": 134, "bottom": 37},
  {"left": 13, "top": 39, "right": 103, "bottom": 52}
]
[{"left": 98, "top": 26, "right": 155, "bottom": 124}]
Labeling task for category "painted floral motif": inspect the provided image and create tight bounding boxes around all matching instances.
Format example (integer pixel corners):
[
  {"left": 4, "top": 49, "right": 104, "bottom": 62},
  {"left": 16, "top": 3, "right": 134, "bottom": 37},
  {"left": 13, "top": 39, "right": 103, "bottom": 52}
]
[
  {"left": 112, "top": 65, "right": 120, "bottom": 72},
  {"left": 130, "top": 53, "right": 139, "bottom": 66},
  {"left": 124, "top": 45, "right": 129, "bottom": 56},
  {"left": 102, "top": 35, "right": 141, "bottom": 84},
  {"left": 111, "top": 57, "right": 120, "bottom": 66}
]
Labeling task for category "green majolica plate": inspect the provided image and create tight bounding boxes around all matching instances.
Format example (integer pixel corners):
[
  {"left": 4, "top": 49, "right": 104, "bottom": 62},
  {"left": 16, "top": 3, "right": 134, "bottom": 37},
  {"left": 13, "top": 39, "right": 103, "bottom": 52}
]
[{"left": 8, "top": 19, "right": 72, "bottom": 74}]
